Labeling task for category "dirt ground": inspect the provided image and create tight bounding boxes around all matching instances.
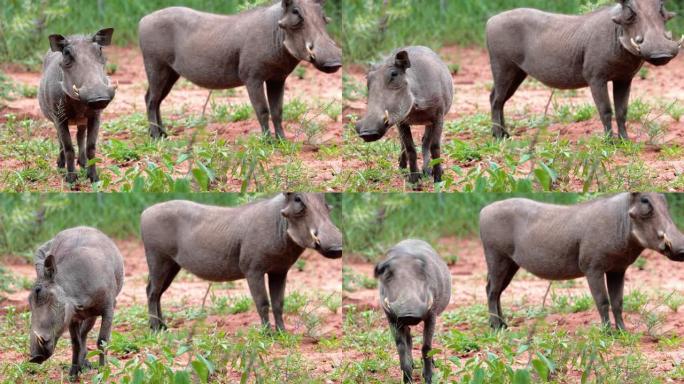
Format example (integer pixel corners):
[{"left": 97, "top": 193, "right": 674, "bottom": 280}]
[
  {"left": 0, "top": 239, "right": 343, "bottom": 381},
  {"left": 344, "top": 46, "right": 684, "bottom": 190},
  {"left": 344, "top": 237, "right": 684, "bottom": 382},
  {"left": 0, "top": 46, "right": 343, "bottom": 191}
]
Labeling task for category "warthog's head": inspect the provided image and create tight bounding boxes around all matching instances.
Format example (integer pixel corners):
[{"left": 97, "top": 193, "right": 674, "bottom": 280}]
[
  {"left": 278, "top": 0, "right": 342, "bottom": 74},
  {"left": 629, "top": 193, "right": 684, "bottom": 261},
  {"left": 28, "top": 254, "right": 72, "bottom": 364},
  {"left": 612, "top": 0, "right": 681, "bottom": 66},
  {"left": 375, "top": 248, "right": 433, "bottom": 326},
  {"left": 281, "top": 193, "right": 342, "bottom": 258},
  {"left": 48, "top": 28, "right": 117, "bottom": 109},
  {"left": 356, "top": 51, "right": 413, "bottom": 142}
]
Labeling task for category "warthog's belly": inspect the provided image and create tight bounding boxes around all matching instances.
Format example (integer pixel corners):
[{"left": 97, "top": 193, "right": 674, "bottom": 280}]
[{"left": 513, "top": 251, "right": 584, "bottom": 281}]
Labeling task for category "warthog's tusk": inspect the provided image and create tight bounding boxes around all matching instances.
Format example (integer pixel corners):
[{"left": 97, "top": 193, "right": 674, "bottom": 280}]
[
  {"left": 384, "top": 110, "right": 390, "bottom": 125},
  {"left": 306, "top": 42, "right": 315, "bottom": 61},
  {"left": 630, "top": 38, "right": 641, "bottom": 53},
  {"left": 33, "top": 330, "right": 44, "bottom": 346},
  {"left": 72, "top": 85, "right": 80, "bottom": 98},
  {"left": 427, "top": 295, "right": 434, "bottom": 310},
  {"left": 383, "top": 297, "right": 391, "bottom": 311},
  {"left": 310, "top": 229, "right": 320, "bottom": 246},
  {"left": 679, "top": 35, "right": 684, "bottom": 47},
  {"left": 112, "top": 80, "right": 119, "bottom": 91}
]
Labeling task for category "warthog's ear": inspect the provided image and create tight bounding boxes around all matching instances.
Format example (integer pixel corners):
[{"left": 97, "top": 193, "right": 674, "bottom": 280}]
[
  {"left": 93, "top": 28, "right": 114, "bottom": 46},
  {"left": 48, "top": 35, "right": 68, "bottom": 53},
  {"left": 43, "top": 254, "right": 56, "bottom": 282},
  {"left": 282, "top": 0, "right": 293, "bottom": 9},
  {"left": 394, "top": 51, "right": 411, "bottom": 71}
]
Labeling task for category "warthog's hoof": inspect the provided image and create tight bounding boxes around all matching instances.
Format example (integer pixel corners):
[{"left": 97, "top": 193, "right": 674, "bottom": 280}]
[
  {"left": 150, "top": 127, "right": 168, "bottom": 139},
  {"left": 87, "top": 170, "right": 99, "bottom": 183},
  {"left": 492, "top": 127, "right": 510, "bottom": 139},
  {"left": 65, "top": 172, "right": 78, "bottom": 184}
]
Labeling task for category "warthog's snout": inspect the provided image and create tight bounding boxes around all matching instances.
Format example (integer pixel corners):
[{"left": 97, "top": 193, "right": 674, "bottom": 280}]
[
  {"left": 29, "top": 335, "right": 54, "bottom": 364},
  {"left": 77, "top": 84, "right": 116, "bottom": 110},
  {"left": 658, "top": 229, "right": 684, "bottom": 262},
  {"left": 383, "top": 293, "right": 433, "bottom": 325},
  {"left": 355, "top": 116, "right": 390, "bottom": 143},
  {"left": 318, "top": 244, "right": 342, "bottom": 258},
  {"left": 312, "top": 225, "right": 343, "bottom": 259},
  {"left": 645, "top": 51, "right": 678, "bottom": 66},
  {"left": 308, "top": 39, "right": 342, "bottom": 74}
]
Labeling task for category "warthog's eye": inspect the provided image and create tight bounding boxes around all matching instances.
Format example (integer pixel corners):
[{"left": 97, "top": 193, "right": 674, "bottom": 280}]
[
  {"left": 62, "top": 47, "right": 74, "bottom": 67},
  {"left": 294, "top": 195, "right": 302, "bottom": 203},
  {"left": 624, "top": 7, "right": 636, "bottom": 23}
]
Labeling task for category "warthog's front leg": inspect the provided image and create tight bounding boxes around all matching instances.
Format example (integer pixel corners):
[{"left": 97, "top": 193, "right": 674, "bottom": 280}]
[
  {"left": 86, "top": 117, "right": 100, "bottom": 182},
  {"left": 425, "top": 118, "right": 444, "bottom": 183},
  {"left": 246, "top": 272, "right": 272, "bottom": 329},
  {"left": 391, "top": 322, "right": 414, "bottom": 383},
  {"left": 613, "top": 79, "right": 632, "bottom": 141},
  {"left": 422, "top": 315, "right": 436, "bottom": 384},
  {"left": 76, "top": 124, "right": 87, "bottom": 168},
  {"left": 78, "top": 317, "right": 96, "bottom": 369},
  {"left": 606, "top": 270, "right": 626, "bottom": 330},
  {"left": 68, "top": 320, "right": 83, "bottom": 378},
  {"left": 585, "top": 270, "right": 611, "bottom": 327},
  {"left": 245, "top": 80, "right": 272, "bottom": 137},
  {"left": 398, "top": 122, "right": 419, "bottom": 185},
  {"left": 268, "top": 271, "right": 287, "bottom": 332},
  {"left": 266, "top": 79, "right": 286, "bottom": 140},
  {"left": 56, "top": 120, "right": 77, "bottom": 183},
  {"left": 588, "top": 81, "right": 614, "bottom": 138}
]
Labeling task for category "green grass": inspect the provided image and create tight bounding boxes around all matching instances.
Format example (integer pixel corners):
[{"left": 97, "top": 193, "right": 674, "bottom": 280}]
[
  {"left": 340, "top": 286, "right": 683, "bottom": 383},
  {"left": 0, "top": 91, "right": 339, "bottom": 192},
  {"left": 0, "top": 293, "right": 340, "bottom": 383},
  {"left": 342, "top": 94, "right": 682, "bottom": 193}
]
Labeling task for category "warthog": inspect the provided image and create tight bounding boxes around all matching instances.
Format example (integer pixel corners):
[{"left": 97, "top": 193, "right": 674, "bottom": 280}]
[
  {"left": 355, "top": 46, "right": 453, "bottom": 184},
  {"left": 38, "top": 28, "right": 117, "bottom": 183},
  {"left": 28, "top": 227, "right": 123, "bottom": 378},
  {"left": 480, "top": 193, "right": 684, "bottom": 330},
  {"left": 375, "top": 239, "right": 452, "bottom": 383},
  {"left": 141, "top": 193, "right": 342, "bottom": 331},
  {"left": 487, "top": 0, "right": 682, "bottom": 139},
  {"left": 139, "top": 0, "right": 342, "bottom": 139}
]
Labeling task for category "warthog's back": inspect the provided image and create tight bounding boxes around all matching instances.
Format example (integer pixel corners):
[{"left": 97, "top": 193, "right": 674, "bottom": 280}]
[
  {"left": 400, "top": 46, "right": 453, "bottom": 113},
  {"left": 486, "top": 7, "right": 610, "bottom": 89},
  {"left": 41, "top": 226, "right": 124, "bottom": 295}
]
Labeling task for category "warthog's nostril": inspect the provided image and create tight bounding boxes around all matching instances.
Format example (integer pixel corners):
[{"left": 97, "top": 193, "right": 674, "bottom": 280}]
[{"left": 635, "top": 35, "right": 644, "bottom": 44}]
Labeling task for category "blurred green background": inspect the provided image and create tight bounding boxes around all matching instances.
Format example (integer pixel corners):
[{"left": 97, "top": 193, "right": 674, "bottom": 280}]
[
  {"left": 2, "top": 0, "right": 683, "bottom": 66},
  {"left": 341, "top": 0, "right": 684, "bottom": 62},
  {"left": 0, "top": 0, "right": 342, "bottom": 67},
  {"left": 0, "top": 192, "right": 343, "bottom": 257},
  {"left": 341, "top": 193, "right": 684, "bottom": 262}
]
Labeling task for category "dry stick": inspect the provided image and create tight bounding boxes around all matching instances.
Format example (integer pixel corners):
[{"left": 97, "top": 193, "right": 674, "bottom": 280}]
[
  {"left": 185, "top": 283, "right": 213, "bottom": 368},
  {"left": 202, "top": 90, "right": 213, "bottom": 118},
  {"left": 526, "top": 281, "right": 553, "bottom": 368},
  {"left": 527, "top": 89, "right": 556, "bottom": 176}
]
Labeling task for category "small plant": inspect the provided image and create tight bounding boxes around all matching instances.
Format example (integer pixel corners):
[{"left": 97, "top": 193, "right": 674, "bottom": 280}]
[
  {"left": 634, "top": 256, "right": 647, "bottom": 270},
  {"left": 294, "top": 65, "right": 306, "bottom": 79},
  {"left": 448, "top": 63, "right": 461, "bottom": 75},
  {"left": 638, "top": 67, "right": 649, "bottom": 80}
]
